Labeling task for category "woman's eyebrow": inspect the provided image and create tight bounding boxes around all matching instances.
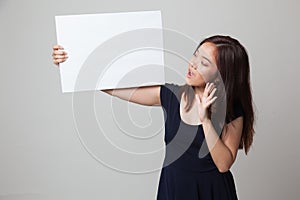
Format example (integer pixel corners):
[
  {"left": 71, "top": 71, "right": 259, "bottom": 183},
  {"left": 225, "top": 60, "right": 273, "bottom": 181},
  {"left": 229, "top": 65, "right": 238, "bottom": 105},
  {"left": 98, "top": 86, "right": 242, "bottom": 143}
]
[{"left": 201, "top": 55, "right": 212, "bottom": 64}]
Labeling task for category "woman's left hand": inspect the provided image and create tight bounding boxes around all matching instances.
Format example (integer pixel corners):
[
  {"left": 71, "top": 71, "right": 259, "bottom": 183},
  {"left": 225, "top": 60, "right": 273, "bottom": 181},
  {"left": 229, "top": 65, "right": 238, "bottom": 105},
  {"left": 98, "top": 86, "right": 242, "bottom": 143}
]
[{"left": 195, "top": 82, "right": 218, "bottom": 122}]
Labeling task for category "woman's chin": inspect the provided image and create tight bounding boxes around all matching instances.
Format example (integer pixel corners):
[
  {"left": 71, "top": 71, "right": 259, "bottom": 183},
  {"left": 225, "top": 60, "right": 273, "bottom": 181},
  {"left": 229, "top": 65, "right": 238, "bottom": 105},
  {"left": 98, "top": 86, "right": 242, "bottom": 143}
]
[
  {"left": 185, "top": 79, "right": 205, "bottom": 88},
  {"left": 185, "top": 77, "right": 192, "bottom": 84},
  {"left": 185, "top": 78, "right": 196, "bottom": 86}
]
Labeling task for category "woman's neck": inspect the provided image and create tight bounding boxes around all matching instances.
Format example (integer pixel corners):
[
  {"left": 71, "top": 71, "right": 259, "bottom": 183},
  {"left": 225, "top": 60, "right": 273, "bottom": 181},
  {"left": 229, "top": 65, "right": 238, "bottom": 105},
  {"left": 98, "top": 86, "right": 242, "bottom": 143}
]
[{"left": 194, "top": 86, "right": 205, "bottom": 98}]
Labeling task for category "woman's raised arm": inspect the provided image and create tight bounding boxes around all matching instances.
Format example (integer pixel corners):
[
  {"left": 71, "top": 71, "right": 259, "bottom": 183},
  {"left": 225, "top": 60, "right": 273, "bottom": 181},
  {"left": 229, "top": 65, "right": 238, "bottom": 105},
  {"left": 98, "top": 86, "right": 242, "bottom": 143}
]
[
  {"left": 52, "top": 45, "right": 162, "bottom": 106},
  {"left": 101, "top": 85, "right": 161, "bottom": 106}
]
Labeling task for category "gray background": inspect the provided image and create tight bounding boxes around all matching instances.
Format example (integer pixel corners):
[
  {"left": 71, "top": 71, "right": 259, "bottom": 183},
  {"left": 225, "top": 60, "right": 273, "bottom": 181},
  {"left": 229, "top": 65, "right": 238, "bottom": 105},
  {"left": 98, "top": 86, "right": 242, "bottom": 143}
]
[{"left": 1, "top": 0, "right": 300, "bottom": 199}]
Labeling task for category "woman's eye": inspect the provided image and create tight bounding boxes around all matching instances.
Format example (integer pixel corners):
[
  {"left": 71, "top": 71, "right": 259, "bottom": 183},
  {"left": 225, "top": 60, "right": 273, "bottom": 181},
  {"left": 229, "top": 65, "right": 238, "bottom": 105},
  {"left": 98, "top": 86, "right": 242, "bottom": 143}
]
[{"left": 201, "top": 60, "right": 209, "bottom": 66}]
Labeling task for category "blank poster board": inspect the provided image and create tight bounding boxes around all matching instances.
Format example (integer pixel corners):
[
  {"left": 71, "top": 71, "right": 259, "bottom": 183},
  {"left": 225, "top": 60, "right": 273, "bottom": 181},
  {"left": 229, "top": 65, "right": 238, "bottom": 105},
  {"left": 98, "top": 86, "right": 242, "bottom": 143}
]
[{"left": 55, "top": 10, "right": 165, "bottom": 93}]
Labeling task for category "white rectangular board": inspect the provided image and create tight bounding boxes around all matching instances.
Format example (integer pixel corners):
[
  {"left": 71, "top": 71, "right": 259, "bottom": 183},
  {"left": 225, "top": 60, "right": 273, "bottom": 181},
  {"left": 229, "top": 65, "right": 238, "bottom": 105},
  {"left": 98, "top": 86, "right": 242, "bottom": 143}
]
[{"left": 55, "top": 10, "right": 165, "bottom": 93}]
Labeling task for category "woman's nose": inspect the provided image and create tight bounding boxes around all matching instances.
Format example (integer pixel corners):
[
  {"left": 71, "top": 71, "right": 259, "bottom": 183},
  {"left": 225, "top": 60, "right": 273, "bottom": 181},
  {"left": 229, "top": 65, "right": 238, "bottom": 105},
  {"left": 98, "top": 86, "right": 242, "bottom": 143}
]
[{"left": 190, "top": 61, "right": 198, "bottom": 70}]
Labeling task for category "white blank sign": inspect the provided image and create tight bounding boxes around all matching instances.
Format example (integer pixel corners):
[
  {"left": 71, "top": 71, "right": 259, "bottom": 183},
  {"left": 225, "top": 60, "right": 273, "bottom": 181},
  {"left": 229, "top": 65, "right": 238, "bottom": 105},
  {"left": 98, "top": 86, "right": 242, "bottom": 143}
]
[{"left": 55, "top": 10, "right": 165, "bottom": 93}]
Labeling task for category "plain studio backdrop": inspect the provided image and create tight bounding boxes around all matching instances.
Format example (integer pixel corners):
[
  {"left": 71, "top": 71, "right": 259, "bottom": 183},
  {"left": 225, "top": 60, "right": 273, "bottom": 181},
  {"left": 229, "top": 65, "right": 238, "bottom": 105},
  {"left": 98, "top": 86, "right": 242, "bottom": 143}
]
[{"left": 0, "top": 0, "right": 299, "bottom": 199}]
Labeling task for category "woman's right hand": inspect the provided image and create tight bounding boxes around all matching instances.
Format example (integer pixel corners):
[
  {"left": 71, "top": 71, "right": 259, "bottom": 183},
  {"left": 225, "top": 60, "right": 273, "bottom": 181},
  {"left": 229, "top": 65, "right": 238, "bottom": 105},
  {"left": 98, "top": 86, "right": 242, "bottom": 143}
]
[
  {"left": 52, "top": 45, "right": 68, "bottom": 66},
  {"left": 51, "top": 44, "right": 161, "bottom": 107}
]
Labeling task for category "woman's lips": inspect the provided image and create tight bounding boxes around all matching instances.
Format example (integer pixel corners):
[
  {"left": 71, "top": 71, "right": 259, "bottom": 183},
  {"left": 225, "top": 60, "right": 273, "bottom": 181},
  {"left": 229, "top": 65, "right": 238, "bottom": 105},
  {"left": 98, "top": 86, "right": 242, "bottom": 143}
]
[{"left": 187, "top": 69, "right": 194, "bottom": 78}]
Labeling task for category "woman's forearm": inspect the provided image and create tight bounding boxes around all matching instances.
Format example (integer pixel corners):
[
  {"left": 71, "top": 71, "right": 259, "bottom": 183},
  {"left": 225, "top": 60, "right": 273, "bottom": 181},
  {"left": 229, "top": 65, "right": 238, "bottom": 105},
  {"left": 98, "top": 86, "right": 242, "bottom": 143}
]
[
  {"left": 202, "top": 119, "right": 234, "bottom": 173},
  {"left": 100, "top": 86, "right": 161, "bottom": 106}
]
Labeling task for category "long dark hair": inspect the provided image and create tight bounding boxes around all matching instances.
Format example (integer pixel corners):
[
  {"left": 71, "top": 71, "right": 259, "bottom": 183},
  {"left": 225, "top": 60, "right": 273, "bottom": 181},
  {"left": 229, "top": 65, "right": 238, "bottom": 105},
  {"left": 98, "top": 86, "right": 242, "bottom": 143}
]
[{"left": 179, "top": 35, "right": 255, "bottom": 155}]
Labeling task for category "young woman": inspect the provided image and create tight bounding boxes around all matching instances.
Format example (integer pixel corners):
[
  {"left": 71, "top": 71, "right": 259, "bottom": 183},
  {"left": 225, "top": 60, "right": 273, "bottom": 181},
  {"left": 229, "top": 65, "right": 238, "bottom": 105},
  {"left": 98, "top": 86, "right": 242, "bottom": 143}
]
[{"left": 52, "top": 35, "right": 255, "bottom": 200}]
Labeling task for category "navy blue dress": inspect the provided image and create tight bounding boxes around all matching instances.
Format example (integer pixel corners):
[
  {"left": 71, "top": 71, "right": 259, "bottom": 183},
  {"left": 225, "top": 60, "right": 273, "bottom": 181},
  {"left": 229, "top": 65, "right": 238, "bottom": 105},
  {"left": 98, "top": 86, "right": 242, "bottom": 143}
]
[{"left": 156, "top": 83, "right": 244, "bottom": 200}]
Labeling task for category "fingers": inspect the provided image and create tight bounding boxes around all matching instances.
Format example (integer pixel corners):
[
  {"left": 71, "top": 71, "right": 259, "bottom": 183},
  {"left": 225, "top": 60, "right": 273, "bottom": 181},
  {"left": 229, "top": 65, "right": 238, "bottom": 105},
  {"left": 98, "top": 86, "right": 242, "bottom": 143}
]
[
  {"left": 208, "top": 88, "right": 217, "bottom": 99},
  {"left": 207, "top": 82, "right": 215, "bottom": 94},
  {"left": 53, "top": 54, "right": 68, "bottom": 65},
  {"left": 53, "top": 50, "right": 66, "bottom": 55},
  {"left": 53, "top": 50, "right": 68, "bottom": 57},
  {"left": 204, "top": 82, "right": 217, "bottom": 105},
  {"left": 52, "top": 45, "right": 68, "bottom": 65},
  {"left": 208, "top": 96, "right": 217, "bottom": 105},
  {"left": 53, "top": 44, "right": 64, "bottom": 50},
  {"left": 53, "top": 58, "right": 66, "bottom": 65},
  {"left": 204, "top": 82, "right": 216, "bottom": 96}
]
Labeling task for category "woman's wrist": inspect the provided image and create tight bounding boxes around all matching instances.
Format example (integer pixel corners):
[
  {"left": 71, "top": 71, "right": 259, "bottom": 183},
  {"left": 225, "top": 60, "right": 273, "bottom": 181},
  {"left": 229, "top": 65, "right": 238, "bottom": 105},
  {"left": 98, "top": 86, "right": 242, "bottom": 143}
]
[{"left": 201, "top": 117, "right": 212, "bottom": 125}]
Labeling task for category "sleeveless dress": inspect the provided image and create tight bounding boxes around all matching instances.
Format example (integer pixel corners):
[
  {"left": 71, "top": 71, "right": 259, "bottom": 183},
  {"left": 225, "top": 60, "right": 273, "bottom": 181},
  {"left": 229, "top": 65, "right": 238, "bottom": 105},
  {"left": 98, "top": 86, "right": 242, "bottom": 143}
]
[{"left": 156, "top": 83, "right": 244, "bottom": 200}]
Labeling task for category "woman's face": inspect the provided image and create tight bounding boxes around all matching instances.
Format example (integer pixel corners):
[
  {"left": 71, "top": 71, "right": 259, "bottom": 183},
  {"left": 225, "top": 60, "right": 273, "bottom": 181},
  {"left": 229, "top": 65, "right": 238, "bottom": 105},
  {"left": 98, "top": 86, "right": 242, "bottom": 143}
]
[{"left": 185, "top": 42, "right": 218, "bottom": 87}]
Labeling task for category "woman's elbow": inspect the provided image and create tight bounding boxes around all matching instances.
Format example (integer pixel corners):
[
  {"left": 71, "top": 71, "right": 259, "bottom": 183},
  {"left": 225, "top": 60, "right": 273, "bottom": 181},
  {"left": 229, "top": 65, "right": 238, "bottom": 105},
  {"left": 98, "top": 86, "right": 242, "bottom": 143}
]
[
  {"left": 216, "top": 162, "right": 232, "bottom": 173},
  {"left": 217, "top": 166, "right": 230, "bottom": 173}
]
